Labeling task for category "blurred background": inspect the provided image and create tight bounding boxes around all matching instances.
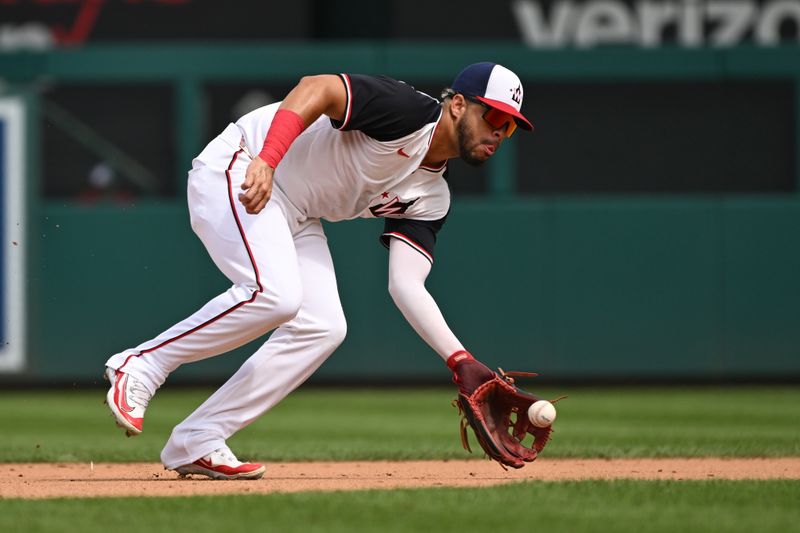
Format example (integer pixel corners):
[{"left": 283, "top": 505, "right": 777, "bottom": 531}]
[{"left": 0, "top": 0, "right": 798, "bottom": 385}]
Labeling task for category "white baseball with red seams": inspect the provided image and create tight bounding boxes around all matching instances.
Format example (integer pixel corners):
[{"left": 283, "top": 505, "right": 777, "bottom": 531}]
[{"left": 528, "top": 400, "right": 557, "bottom": 427}]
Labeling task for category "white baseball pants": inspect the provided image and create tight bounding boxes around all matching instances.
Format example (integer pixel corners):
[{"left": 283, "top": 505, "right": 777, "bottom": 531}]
[{"left": 105, "top": 124, "right": 347, "bottom": 469}]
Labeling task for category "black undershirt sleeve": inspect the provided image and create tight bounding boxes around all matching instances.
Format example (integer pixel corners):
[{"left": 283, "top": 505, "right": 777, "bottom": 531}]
[{"left": 380, "top": 215, "right": 448, "bottom": 263}]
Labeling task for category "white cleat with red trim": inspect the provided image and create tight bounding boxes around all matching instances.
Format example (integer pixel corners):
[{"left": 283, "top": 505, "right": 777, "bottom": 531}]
[
  {"left": 104, "top": 367, "right": 151, "bottom": 437},
  {"left": 174, "top": 448, "right": 266, "bottom": 480}
]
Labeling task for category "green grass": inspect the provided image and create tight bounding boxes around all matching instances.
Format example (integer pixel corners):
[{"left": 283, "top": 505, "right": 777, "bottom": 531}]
[
  {"left": 1, "top": 387, "right": 797, "bottom": 529},
  {"left": 1, "top": 480, "right": 798, "bottom": 533},
  {"left": 0, "top": 386, "right": 798, "bottom": 462}
]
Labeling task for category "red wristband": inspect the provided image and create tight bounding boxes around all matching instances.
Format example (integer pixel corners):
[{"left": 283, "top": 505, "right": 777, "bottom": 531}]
[
  {"left": 258, "top": 109, "right": 306, "bottom": 168},
  {"left": 446, "top": 350, "right": 474, "bottom": 371}
]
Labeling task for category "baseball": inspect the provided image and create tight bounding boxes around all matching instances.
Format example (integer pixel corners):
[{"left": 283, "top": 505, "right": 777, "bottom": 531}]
[{"left": 528, "top": 400, "right": 557, "bottom": 427}]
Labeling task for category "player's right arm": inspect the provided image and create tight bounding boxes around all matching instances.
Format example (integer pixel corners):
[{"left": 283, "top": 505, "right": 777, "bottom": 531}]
[{"left": 240, "top": 75, "right": 346, "bottom": 215}]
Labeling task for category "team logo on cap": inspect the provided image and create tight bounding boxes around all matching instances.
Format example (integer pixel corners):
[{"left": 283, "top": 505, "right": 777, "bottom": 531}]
[{"left": 510, "top": 84, "right": 522, "bottom": 104}]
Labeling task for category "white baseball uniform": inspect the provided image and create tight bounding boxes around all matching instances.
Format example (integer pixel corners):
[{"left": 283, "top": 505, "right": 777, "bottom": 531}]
[{"left": 105, "top": 74, "right": 465, "bottom": 468}]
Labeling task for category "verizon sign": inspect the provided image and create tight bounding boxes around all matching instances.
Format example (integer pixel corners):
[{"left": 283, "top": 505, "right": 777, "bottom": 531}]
[{"left": 512, "top": 0, "right": 800, "bottom": 47}]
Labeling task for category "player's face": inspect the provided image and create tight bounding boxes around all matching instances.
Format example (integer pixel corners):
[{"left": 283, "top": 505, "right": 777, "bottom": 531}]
[{"left": 456, "top": 99, "right": 513, "bottom": 167}]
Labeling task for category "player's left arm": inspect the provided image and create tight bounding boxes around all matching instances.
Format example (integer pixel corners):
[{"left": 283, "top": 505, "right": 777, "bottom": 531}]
[
  {"left": 387, "top": 238, "right": 496, "bottom": 393},
  {"left": 387, "top": 238, "right": 465, "bottom": 359},
  {"left": 389, "top": 238, "right": 551, "bottom": 468}
]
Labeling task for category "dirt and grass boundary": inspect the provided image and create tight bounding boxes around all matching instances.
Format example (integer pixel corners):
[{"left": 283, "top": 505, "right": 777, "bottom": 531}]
[{"left": 3, "top": 458, "right": 799, "bottom": 499}]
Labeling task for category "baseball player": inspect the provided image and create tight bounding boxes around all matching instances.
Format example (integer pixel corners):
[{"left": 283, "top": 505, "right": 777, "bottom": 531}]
[{"left": 104, "top": 62, "right": 535, "bottom": 479}]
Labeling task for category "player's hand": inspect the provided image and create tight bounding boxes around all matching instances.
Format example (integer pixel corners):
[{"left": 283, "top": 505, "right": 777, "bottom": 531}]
[
  {"left": 239, "top": 156, "right": 274, "bottom": 214},
  {"left": 450, "top": 353, "right": 495, "bottom": 396}
]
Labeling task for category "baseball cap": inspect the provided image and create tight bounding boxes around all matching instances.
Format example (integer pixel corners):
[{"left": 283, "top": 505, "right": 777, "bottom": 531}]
[{"left": 451, "top": 62, "right": 533, "bottom": 131}]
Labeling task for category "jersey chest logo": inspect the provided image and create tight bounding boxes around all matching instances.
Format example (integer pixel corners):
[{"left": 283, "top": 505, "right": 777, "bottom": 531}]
[{"left": 369, "top": 192, "right": 419, "bottom": 217}]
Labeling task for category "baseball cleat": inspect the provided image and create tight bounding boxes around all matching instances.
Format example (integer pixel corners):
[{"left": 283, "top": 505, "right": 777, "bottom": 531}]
[
  {"left": 173, "top": 448, "right": 266, "bottom": 480},
  {"left": 104, "top": 367, "right": 152, "bottom": 437}
]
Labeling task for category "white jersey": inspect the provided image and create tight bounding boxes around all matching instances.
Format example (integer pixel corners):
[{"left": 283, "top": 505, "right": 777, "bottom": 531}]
[{"left": 235, "top": 74, "right": 450, "bottom": 263}]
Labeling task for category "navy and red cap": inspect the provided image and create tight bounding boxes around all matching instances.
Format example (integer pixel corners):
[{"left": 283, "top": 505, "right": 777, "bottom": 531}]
[{"left": 451, "top": 62, "right": 533, "bottom": 131}]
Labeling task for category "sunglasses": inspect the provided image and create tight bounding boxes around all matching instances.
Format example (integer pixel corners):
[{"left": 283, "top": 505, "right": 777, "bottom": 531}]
[{"left": 464, "top": 95, "right": 518, "bottom": 138}]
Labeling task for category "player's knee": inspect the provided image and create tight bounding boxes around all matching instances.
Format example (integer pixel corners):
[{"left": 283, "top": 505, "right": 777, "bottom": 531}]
[
  {"left": 324, "top": 313, "right": 347, "bottom": 348},
  {"left": 307, "top": 312, "right": 347, "bottom": 351},
  {"left": 262, "top": 289, "right": 302, "bottom": 325},
  {"left": 241, "top": 282, "right": 302, "bottom": 327}
]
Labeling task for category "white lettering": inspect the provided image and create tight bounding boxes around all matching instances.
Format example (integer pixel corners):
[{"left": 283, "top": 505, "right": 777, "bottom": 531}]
[
  {"left": 638, "top": 1, "right": 678, "bottom": 47},
  {"left": 576, "top": 1, "right": 635, "bottom": 46},
  {"left": 512, "top": 0, "right": 576, "bottom": 47},
  {"left": 755, "top": 0, "right": 800, "bottom": 44},
  {"left": 707, "top": 1, "right": 756, "bottom": 46},
  {"left": 511, "top": 0, "right": 800, "bottom": 48},
  {"left": 679, "top": 0, "right": 704, "bottom": 46}
]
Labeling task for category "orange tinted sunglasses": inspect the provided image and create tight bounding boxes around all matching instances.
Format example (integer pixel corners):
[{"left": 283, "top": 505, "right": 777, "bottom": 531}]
[{"left": 465, "top": 96, "right": 518, "bottom": 137}]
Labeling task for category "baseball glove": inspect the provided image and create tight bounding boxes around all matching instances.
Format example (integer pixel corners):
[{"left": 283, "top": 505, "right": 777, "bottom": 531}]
[{"left": 448, "top": 351, "right": 557, "bottom": 470}]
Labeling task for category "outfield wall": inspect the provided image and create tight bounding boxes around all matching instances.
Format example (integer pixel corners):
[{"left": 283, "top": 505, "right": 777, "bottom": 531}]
[{"left": 2, "top": 44, "right": 799, "bottom": 381}]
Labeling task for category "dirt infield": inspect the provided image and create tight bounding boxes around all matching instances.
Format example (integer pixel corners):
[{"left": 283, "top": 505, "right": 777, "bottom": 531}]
[{"left": 2, "top": 458, "right": 799, "bottom": 499}]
